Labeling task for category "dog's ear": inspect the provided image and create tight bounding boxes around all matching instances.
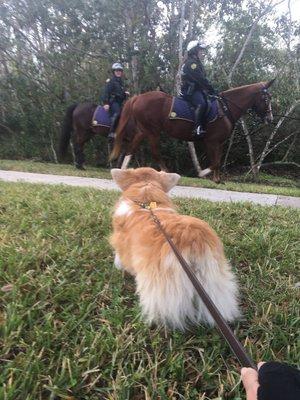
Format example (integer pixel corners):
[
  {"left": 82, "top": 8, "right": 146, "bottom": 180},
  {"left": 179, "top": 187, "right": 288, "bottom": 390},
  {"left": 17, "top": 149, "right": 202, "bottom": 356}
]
[
  {"left": 111, "top": 169, "right": 134, "bottom": 191},
  {"left": 159, "top": 171, "right": 181, "bottom": 192}
]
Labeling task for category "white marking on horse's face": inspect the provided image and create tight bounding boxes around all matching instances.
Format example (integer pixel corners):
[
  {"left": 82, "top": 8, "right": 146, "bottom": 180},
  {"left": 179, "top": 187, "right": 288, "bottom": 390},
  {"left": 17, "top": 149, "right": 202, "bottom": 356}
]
[{"left": 115, "top": 200, "right": 132, "bottom": 217}]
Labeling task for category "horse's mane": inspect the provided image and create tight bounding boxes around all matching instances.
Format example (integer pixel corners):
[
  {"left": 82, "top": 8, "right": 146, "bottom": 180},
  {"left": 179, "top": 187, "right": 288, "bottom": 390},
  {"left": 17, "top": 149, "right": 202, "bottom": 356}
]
[
  {"left": 221, "top": 82, "right": 264, "bottom": 95},
  {"left": 140, "top": 91, "right": 173, "bottom": 100}
]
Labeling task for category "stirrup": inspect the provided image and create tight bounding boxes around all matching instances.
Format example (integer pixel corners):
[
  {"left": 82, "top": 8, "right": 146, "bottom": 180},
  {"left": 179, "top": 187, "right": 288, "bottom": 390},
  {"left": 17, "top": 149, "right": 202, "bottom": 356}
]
[
  {"left": 108, "top": 132, "right": 116, "bottom": 140},
  {"left": 196, "top": 126, "right": 206, "bottom": 135},
  {"left": 192, "top": 126, "right": 205, "bottom": 138}
]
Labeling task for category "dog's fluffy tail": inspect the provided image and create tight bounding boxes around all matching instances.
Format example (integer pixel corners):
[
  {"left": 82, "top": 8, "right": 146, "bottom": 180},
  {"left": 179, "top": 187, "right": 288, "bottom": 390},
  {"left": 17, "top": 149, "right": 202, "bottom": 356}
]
[{"left": 135, "top": 248, "right": 239, "bottom": 330}]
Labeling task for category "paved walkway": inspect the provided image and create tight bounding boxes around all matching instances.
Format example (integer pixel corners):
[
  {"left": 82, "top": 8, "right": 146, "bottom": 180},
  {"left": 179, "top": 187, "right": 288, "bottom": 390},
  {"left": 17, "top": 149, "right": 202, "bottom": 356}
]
[{"left": 0, "top": 170, "right": 299, "bottom": 208}]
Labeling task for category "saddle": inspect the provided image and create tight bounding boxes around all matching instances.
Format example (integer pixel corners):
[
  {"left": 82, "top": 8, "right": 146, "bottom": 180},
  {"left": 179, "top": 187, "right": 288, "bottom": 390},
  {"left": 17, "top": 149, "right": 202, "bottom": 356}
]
[
  {"left": 92, "top": 106, "right": 111, "bottom": 128},
  {"left": 168, "top": 96, "right": 219, "bottom": 126}
]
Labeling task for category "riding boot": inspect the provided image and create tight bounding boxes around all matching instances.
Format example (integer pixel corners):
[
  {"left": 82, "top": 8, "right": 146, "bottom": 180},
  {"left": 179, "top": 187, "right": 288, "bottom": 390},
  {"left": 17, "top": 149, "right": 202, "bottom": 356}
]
[
  {"left": 192, "top": 106, "right": 206, "bottom": 138},
  {"left": 108, "top": 113, "right": 119, "bottom": 143}
]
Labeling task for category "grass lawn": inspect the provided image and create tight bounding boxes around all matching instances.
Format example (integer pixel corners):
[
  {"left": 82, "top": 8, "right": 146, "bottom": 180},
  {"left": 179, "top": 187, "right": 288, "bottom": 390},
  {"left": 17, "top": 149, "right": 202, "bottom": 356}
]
[
  {"left": 1, "top": 181, "right": 299, "bottom": 399},
  {"left": 0, "top": 159, "right": 299, "bottom": 197}
]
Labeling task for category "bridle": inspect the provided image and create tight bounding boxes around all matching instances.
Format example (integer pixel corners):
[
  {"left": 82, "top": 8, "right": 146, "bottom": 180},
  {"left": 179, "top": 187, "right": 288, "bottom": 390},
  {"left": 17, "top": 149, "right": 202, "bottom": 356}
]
[
  {"left": 251, "top": 87, "right": 273, "bottom": 124},
  {"left": 217, "top": 86, "right": 273, "bottom": 125}
]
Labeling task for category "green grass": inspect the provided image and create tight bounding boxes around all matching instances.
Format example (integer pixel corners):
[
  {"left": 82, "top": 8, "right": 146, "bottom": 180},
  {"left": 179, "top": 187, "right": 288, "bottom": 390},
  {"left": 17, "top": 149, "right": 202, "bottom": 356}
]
[
  {"left": 0, "top": 159, "right": 299, "bottom": 197},
  {"left": 0, "top": 159, "right": 112, "bottom": 180},
  {"left": 1, "top": 181, "right": 299, "bottom": 399}
]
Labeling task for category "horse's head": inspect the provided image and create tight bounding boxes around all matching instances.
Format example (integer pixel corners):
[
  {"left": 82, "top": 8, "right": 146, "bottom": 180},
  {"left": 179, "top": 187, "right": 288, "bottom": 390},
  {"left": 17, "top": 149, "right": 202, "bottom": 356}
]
[{"left": 252, "top": 79, "right": 275, "bottom": 124}]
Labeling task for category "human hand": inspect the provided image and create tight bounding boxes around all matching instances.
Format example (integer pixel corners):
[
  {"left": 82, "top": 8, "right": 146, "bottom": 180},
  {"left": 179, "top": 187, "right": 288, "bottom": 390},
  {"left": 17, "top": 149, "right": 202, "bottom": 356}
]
[
  {"left": 103, "top": 104, "right": 110, "bottom": 111},
  {"left": 241, "top": 362, "right": 265, "bottom": 400}
]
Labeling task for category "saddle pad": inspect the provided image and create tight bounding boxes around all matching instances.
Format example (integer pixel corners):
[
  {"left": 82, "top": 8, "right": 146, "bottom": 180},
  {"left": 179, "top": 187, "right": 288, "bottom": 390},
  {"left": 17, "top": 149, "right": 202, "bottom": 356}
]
[
  {"left": 206, "top": 99, "right": 218, "bottom": 124},
  {"left": 169, "top": 97, "right": 219, "bottom": 125},
  {"left": 92, "top": 106, "right": 111, "bottom": 128},
  {"left": 169, "top": 97, "right": 195, "bottom": 123}
]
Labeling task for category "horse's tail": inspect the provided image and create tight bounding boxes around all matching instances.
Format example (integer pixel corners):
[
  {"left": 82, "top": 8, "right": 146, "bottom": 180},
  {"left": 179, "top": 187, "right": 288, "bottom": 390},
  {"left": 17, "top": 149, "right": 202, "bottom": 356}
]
[
  {"left": 59, "top": 103, "right": 77, "bottom": 160},
  {"left": 109, "top": 96, "right": 138, "bottom": 161}
]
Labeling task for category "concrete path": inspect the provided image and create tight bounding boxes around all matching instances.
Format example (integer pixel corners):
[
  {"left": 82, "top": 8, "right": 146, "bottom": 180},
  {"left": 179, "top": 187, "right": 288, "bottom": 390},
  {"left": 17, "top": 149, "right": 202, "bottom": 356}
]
[{"left": 0, "top": 170, "right": 299, "bottom": 209}]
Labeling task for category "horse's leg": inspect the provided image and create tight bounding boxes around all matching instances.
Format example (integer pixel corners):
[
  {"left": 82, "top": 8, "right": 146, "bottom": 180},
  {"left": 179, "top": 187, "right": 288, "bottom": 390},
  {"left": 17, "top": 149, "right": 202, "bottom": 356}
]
[
  {"left": 73, "top": 129, "right": 90, "bottom": 170},
  {"left": 148, "top": 135, "right": 168, "bottom": 171},
  {"left": 202, "top": 142, "right": 223, "bottom": 183},
  {"left": 107, "top": 141, "right": 113, "bottom": 168},
  {"left": 74, "top": 141, "right": 85, "bottom": 169},
  {"left": 212, "top": 143, "right": 224, "bottom": 183},
  {"left": 121, "top": 155, "right": 132, "bottom": 169},
  {"left": 121, "top": 132, "right": 145, "bottom": 169},
  {"left": 117, "top": 151, "right": 126, "bottom": 168}
]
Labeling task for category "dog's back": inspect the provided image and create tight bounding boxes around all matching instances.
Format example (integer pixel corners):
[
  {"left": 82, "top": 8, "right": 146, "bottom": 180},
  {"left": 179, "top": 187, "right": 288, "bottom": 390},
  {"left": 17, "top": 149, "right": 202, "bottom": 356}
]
[{"left": 110, "top": 167, "right": 240, "bottom": 330}]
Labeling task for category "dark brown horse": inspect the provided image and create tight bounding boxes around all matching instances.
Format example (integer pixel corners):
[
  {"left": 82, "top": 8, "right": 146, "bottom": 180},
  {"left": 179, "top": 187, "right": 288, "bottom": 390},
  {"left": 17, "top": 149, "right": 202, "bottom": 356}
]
[
  {"left": 59, "top": 103, "right": 109, "bottom": 169},
  {"left": 110, "top": 80, "right": 275, "bottom": 182},
  {"left": 59, "top": 102, "right": 135, "bottom": 169}
]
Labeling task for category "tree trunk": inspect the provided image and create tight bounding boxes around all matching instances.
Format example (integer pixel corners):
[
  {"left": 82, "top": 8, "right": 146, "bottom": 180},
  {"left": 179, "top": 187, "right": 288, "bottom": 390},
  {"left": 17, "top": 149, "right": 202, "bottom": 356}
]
[
  {"left": 241, "top": 118, "right": 258, "bottom": 178},
  {"left": 224, "top": 1, "right": 284, "bottom": 173},
  {"left": 175, "top": 0, "right": 186, "bottom": 95},
  {"left": 131, "top": 52, "right": 139, "bottom": 94},
  {"left": 223, "top": 130, "right": 236, "bottom": 169}
]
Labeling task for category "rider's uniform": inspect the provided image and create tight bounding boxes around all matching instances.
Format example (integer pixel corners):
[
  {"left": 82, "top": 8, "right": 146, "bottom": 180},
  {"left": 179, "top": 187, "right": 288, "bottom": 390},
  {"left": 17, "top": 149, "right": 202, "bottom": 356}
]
[
  {"left": 180, "top": 55, "right": 215, "bottom": 108},
  {"left": 102, "top": 75, "right": 127, "bottom": 117}
]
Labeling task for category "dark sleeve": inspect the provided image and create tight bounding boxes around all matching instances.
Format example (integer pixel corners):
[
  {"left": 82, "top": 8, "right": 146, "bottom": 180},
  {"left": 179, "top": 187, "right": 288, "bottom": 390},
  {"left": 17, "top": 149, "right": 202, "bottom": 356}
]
[
  {"left": 116, "top": 80, "right": 126, "bottom": 101},
  {"left": 258, "top": 362, "right": 300, "bottom": 400},
  {"left": 102, "top": 80, "right": 113, "bottom": 104},
  {"left": 185, "top": 61, "right": 215, "bottom": 93}
]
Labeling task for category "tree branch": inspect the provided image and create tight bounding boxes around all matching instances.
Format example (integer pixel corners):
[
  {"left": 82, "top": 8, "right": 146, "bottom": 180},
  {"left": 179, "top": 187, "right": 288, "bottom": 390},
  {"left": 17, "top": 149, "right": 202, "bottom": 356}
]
[
  {"left": 263, "top": 131, "right": 298, "bottom": 159},
  {"left": 257, "top": 100, "right": 300, "bottom": 168},
  {"left": 227, "top": 0, "right": 285, "bottom": 86},
  {"left": 0, "top": 122, "right": 17, "bottom": 136},
  {"left": 258, "top": 161, "right": 300, "bottom": 169}
]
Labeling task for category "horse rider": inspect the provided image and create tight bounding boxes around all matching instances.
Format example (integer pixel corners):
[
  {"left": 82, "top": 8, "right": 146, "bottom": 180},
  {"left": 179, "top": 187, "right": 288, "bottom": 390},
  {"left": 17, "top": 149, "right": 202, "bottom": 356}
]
[
  {"left": 180, "top": 40, "right": 217, "bottom": 137},
  {"left": 102, "top": 62, "right": 129, "bottom": 141}
]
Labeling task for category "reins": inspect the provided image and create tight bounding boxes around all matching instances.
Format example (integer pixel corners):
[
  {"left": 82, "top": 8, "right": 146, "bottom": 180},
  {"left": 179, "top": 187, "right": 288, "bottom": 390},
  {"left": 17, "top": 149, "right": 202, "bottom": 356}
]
[
  {"left": 135, "top": 200, "right": 256, "bottom": 369},
  {"left": 217, "top": 89, "right": 264, "bottom": 122},
  {"left": 217, "top": 91, "right": 300, "bottom": 123},
  {"left": 216, "top": 96, "right": 236, "bottom": 126}
]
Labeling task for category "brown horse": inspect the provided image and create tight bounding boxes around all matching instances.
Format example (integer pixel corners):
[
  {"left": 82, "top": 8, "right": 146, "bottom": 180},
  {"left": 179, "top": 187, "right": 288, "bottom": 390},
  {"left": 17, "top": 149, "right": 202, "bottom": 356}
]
[
  {"left": 59, "top": 103, "right": 109, "bottom": 169},
  {"left": 59, "top": 102, "right": 135, "bottom": 169},
  {"left": 110, "top": 80, "right": 275, "bottom": 182}
]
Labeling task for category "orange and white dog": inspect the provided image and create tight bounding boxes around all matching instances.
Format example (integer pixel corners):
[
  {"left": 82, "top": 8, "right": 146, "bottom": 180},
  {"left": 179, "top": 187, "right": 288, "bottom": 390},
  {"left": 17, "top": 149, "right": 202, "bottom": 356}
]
[{"left": 110, "top": 167, "right": 240, "bottom": 330}]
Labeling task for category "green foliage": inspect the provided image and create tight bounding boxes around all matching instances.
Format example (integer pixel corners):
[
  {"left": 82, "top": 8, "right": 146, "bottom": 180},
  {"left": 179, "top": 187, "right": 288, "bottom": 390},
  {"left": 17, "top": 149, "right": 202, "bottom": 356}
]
[
  {"left": 0, "top": 0, "right": 299, "bottom": 173},
  {"left": 0, "top": 181, "right": 299, "bottom": 399}
]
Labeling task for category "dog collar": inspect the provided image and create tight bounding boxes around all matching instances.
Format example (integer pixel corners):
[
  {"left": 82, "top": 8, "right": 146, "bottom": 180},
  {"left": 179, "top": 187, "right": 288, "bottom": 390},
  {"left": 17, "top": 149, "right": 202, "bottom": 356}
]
[
  {"left": 128, "top": 199, "right": 175, "bottom": 213},
  {"left": 138, "top": 201, "right": 157, "bottom": 210}
]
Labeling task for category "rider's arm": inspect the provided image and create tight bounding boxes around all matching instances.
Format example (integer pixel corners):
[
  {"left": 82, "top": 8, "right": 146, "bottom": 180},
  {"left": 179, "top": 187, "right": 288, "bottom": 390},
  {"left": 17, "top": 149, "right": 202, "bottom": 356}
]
[
  {"left": 102, "top": 79, "right": 113, "bottom": 105},
  {"left": 185, "top": 61, "right": 216, "bottom": 94},
  {"left": 119, "top": 80, "right": 128, "bottom": 101}
]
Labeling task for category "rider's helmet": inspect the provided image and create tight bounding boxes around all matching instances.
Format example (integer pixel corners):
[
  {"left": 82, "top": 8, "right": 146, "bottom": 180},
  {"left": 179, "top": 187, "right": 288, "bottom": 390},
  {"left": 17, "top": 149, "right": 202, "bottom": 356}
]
[
  {"left": 112, "top": 62, "right": 124, "bottom": 71},
  {"left": 186, "top": 40, "right": 208, "bottom": 55}
]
